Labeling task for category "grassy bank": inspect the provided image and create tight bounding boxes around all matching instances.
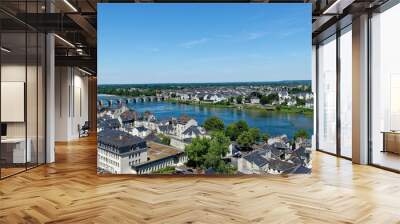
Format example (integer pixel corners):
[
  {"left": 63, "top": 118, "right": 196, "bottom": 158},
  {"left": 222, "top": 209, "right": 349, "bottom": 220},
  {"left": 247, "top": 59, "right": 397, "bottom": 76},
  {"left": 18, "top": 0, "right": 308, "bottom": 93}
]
[{"left": 165, "top": 99, "right": 313, "bottom": 116}]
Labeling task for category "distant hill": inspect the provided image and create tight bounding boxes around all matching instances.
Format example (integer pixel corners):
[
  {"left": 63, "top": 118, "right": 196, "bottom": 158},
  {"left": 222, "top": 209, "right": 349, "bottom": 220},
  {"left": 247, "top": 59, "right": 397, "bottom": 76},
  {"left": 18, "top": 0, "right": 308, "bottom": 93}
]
[{"left": 98, "top": 80, "right": 311, "bottom": 89}]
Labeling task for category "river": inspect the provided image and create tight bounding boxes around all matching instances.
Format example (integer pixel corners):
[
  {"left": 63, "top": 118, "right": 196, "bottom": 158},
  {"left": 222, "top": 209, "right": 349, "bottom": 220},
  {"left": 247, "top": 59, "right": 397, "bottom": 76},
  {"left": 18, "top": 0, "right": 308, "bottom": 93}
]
[{"left": 98, "top": 95, "right": 313, "bottom": 139}]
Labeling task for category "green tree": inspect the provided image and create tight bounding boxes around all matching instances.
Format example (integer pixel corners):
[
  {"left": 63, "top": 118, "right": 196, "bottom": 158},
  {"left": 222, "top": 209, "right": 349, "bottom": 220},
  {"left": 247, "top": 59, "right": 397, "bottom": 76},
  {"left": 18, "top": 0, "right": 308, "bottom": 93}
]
[
  {"left": 250, "top": 91, "right": 262, "bottom": 98},
  {"left": 237, "top": 131, "right": 254, "bottom": 149},
  {"left": 236, "top": 120, "right": 249, "bottom": 133},
  {"left": 260, "top": 95, "right": 269, "bottom": 105},
  {"left": 203, "top": 132, "right": 230, "bottom": 172},
  {"left": 294, "top": 129, "right": 309, "bottom": 140},
  {"left": 208, "top": 131, "right": 230, "bottom": 157},
  {"left": 249, "top": 128, "right": 261, "bottom": 142},
  {"left": 262, "top": 133, "right": 270, "bottom": 143},
  {"left": 185, "top": 137, "right": 210, "bottom": 168},
  {"left": 267, "top": 93, "right": 279, "bottom": 103},
  {"left": 225, "top": 120, "right": 249, "bottom": 141},
  {"left": 225, "top": 124, "right": 237, "bottom": 141},
  {"left": 296, "top": 97, "right": 306, "bottom": 106},
  {"left": 236, "top": 96, "right": 243, "bottom": 104},
  {"left": 185, "top": 132, "right": 233, "bottom": 174},
  {"left": 203, "top": 116, "right": 225, "bottom": 132}
]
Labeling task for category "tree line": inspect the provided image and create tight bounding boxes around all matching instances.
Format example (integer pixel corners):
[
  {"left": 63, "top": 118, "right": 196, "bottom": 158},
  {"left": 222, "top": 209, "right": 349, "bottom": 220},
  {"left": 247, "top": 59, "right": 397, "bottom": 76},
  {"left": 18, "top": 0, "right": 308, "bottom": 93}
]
[{"left": 184, "top": 116, "right": 309, "bottom": 174}]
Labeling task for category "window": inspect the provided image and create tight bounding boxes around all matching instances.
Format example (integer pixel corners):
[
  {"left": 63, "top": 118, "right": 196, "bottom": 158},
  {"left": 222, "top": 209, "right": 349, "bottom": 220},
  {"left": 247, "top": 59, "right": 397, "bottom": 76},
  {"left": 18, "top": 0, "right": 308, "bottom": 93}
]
[
  {"left": 317, "top": 35, "right": 337, "bottom": 154},
  {"left": 339, "top": 26, "right": 352, "bottom": 158},
  {"left": 370, "top": 3, "right": 400, "bottom": 171}
]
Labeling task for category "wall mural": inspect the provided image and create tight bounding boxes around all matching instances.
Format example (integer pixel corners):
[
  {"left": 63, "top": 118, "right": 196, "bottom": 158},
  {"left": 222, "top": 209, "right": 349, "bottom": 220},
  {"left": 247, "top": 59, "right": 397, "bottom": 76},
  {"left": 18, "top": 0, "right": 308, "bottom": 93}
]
[{"left": 97, "top": 3, "right": 313, "bottom": 175}]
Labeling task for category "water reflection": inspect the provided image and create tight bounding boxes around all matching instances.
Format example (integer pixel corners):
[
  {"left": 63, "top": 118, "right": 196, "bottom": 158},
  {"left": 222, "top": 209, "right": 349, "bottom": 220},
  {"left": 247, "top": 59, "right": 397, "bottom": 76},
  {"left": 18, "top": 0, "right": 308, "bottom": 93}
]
[{"left": 99, "top": 98, "right": 313, "bottom": 139}]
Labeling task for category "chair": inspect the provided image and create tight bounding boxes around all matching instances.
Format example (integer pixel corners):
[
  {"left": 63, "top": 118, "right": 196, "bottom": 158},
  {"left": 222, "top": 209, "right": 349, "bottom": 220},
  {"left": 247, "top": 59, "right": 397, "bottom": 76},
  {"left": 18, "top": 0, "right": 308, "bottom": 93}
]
[{"left": 79, "top": 121, "right": 90, "bottom": 138}]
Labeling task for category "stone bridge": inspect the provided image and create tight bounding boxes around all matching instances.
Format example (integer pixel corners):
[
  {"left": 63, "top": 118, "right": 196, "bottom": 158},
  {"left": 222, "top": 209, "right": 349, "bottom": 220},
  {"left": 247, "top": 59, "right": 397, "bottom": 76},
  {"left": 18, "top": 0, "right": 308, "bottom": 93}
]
[{"left": 97, "top": 96, "right": 168, "bottom": 107}]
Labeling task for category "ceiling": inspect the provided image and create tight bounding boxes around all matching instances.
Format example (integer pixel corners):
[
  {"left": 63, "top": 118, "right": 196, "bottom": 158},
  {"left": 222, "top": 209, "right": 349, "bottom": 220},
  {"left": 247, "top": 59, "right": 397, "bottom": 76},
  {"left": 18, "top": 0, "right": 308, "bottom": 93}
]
[{"left": 0, "top": 0, "right": 390, "bottom": 75}]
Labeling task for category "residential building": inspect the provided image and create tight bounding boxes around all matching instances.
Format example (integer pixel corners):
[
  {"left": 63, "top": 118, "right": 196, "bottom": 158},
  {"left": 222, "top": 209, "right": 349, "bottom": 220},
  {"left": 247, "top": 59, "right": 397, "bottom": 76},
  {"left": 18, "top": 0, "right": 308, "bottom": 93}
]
[
  {"left": 250, "top": 97, "right": 260, "bottom": 104},
  {"left": 176, "top": 115, "right": 198, "bottom": 138},
  {"left": 130, "top": 126, "right": 151, "bottom": 138},
  {"left": 97, "top": 129, "right": 148, "bottom": 174},
  {"left": 118, "top": 110, "right": 138, "bottom": 127}
]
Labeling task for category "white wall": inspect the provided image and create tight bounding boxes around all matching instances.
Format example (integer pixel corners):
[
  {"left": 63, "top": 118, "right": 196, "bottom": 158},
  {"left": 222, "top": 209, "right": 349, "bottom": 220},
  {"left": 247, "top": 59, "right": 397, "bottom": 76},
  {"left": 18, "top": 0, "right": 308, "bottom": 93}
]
[{"left": 55, "top": 67, "right": 89, "bottom": 141}]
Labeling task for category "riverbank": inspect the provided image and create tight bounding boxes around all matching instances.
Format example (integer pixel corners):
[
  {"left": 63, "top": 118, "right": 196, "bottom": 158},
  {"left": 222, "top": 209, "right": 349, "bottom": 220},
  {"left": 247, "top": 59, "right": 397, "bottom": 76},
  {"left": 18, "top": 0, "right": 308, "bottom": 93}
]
[
  {"left": 98, "top": 95, "right": 313, "bottom": 139},
  {"left": 98, "top": 95, "right": 313, "bottom": 116},
  {"left": 165, "top": 99, "right": 313, "bottom": 116}
]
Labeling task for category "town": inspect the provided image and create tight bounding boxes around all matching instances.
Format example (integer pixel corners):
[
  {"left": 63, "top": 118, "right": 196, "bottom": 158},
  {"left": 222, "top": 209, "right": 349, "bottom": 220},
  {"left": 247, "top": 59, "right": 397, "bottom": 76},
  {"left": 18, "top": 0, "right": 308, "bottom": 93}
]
[
  {"left": 97, "top": 103, "right": 312, "bottom": 175},
  {"left": 97, "top": 81, "right": 314, "bottom": 113}
]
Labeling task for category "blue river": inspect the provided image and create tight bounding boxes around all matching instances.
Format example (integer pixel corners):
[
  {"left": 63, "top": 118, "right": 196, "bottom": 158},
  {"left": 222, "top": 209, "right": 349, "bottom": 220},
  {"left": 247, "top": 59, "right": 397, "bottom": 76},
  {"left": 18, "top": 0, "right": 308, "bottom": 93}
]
[{"left": 98, "top": 96, "right": 313, "bottom": 139}]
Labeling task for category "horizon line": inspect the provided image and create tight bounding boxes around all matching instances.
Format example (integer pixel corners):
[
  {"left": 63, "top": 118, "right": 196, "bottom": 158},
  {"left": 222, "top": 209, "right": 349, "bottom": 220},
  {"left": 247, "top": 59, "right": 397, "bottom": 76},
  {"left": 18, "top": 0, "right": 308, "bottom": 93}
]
[{"left": 98, "top": 79, "right": 311, "bottom": 86}]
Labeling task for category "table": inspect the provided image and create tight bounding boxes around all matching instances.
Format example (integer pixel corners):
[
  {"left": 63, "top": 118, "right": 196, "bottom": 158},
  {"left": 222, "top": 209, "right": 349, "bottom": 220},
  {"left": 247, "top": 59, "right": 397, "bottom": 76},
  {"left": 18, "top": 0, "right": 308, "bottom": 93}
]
[
  {"left": 1, "top": 138, "right": 31, "bottom": 164},
  {"left": 382, "top": 131, "right": 400, "bottom": 154}
]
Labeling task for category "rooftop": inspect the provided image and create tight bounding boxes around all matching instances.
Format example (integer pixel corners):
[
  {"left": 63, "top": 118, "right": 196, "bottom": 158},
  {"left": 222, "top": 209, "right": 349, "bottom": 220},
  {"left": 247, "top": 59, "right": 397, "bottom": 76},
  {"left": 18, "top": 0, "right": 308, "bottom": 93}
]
[
  {"left": 147, "top": 142, "right": 183, "bottom": 161},
  {"left": 178, "top": 114, "right": 192, "bottom": 124},
  {"left": 98, "top": 129, "right": 146, "bottom": 154}
]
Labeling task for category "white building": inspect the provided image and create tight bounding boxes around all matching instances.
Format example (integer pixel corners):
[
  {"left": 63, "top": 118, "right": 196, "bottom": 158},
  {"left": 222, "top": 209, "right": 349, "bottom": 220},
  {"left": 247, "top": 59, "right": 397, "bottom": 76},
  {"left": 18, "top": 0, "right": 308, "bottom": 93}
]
[
  {"left": 97, "top": 130, "right": 148, "bottom": 174},
  {"left": 176, "top": 115, "right": 198, "bottom": 139},
  {"left": 130, "top": 126, "right": 151, "bottom": 138},
  {"left": 250, "top": 97, "right": 260, "bottom": 104}
]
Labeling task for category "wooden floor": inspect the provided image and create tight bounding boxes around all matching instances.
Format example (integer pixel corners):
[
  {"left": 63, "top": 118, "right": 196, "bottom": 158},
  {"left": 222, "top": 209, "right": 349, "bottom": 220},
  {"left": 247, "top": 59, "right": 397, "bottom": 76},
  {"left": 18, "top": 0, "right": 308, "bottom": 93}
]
[
  {"left": 1, "top": 136, "right": 400, "bottom": 224},
  {"left": 372, "top": 150, "right": 400, "bottom": 171}
]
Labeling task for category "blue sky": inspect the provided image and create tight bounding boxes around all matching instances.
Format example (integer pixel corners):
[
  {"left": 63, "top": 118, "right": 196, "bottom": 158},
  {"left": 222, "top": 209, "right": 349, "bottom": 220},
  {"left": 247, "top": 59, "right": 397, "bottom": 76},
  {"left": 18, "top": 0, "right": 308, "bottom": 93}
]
[{"left": 98, "top": 3, "right": 311, "bottom": 84}]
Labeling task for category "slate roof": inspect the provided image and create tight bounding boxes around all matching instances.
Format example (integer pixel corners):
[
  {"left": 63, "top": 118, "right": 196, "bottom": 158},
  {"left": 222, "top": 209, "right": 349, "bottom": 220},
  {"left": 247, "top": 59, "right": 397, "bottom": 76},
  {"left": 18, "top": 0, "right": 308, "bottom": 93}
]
[
  {"left": 99, "top": 118, "right": 121, "bottom": 130},
  {"left": 267, "top": 159, "right": 297, "bottom": 172},
  {"left": 272, "top": 142, "right": 288, "bottom": 150},
  {"left": 144, "top": 133, "right": 161, "bottom": 143},
  {"left": 136, "top": 126, "right": 148, "bottom": 132},
  {"left": 243, "top": 151, "right": 269, "bottom": 168},
  {"left": 157, "top": 119, "right": 170, "bottom": 125},
  {"left": 98, "top": 129, "right": 147, "bottom": 154},
  {"left": 270, "top": 147, "right": 285, "bottom": 158},
  {"left": 288, "top": 147, "right": 310, "bottom": 165},
  {"left": 159, "top": 124, "right": 174, "bottom": 133},
  {"left": 182, "top": 126, "right": 201, "bottom": 135},
  {"left": 292, "top": 147, "right": 309, "bottom": 158},
  {"left": 283, "top": 164, "right": 311, "bottom": 174}
]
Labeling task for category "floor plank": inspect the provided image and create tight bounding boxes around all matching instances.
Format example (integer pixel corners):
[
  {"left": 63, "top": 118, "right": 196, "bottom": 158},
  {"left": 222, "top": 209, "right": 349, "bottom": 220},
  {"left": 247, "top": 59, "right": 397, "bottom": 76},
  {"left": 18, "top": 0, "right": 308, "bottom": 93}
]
[{"left": 1, "top": 135, "right": 400, "bottom": 224}]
